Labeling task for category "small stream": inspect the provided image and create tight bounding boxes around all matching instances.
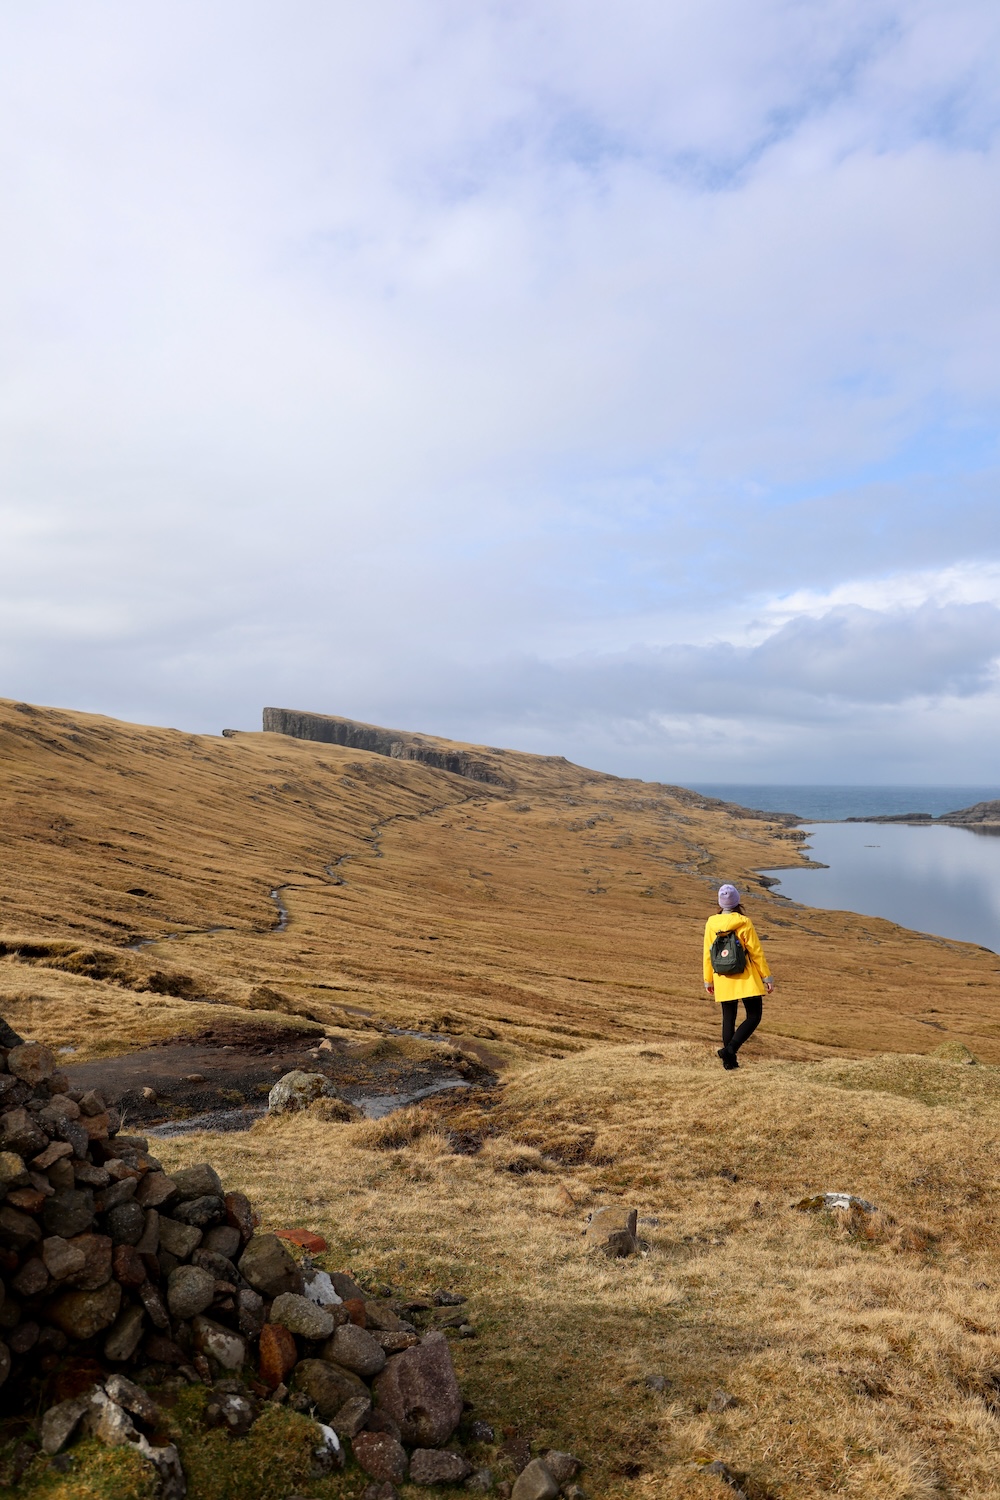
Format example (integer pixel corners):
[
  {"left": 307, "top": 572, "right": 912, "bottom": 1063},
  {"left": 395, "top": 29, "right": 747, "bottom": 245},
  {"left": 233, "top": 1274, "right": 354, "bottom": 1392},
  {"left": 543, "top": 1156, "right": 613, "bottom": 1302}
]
[{"left": 147, "top": 1076, "right": 473, "bottom": 1136}]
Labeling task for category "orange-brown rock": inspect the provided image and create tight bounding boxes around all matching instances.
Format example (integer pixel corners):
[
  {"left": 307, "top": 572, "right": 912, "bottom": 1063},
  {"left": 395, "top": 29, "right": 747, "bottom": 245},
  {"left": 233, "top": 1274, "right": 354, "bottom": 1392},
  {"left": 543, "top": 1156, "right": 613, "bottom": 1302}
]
[
  {"left": 112, "top": 1244, "right": 147, "bottom": 1288},
  {"left": 274, "top": 1227, "right": 328, "bottom": 1253},
  {"left": 257, "top": 1322, "right": 297, "bottom": 1389}
]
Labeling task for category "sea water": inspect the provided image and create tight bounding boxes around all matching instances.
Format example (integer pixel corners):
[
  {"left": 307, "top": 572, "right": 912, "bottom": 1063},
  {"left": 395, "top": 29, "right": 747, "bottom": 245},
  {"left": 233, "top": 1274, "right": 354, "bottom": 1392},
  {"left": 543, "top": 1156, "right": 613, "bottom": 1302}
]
[{"left": 689, "top": 784, "right": 1000, "bottom": 821}]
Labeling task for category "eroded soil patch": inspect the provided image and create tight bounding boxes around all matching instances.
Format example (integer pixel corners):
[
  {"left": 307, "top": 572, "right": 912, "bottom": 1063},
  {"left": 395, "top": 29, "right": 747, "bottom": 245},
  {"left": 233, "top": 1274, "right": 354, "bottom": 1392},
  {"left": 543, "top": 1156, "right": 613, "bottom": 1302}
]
[{"left": 63, "top": 1017, "right": 494, "bottom": 1133}]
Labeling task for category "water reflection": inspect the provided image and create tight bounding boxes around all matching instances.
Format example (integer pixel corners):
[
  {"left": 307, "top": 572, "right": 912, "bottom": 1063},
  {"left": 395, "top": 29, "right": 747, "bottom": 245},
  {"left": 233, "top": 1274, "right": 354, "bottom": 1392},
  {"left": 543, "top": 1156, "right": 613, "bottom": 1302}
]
[{"left": 758, "top": 822, "right": 1000, "bottom": 952}]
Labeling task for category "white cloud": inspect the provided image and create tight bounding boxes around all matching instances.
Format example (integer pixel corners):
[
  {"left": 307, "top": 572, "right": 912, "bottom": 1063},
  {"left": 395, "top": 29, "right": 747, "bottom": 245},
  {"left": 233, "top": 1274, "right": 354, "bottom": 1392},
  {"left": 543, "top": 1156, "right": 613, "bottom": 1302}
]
[{"left": 0, "top": 2, "right": 999, "bottom": 778}]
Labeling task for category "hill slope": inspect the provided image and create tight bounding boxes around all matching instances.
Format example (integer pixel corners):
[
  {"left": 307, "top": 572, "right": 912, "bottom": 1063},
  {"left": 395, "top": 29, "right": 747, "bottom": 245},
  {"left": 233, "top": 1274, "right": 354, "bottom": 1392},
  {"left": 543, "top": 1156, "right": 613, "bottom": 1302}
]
[{"left": 1, "top": 697, "right": 997, "bottom": 1064}]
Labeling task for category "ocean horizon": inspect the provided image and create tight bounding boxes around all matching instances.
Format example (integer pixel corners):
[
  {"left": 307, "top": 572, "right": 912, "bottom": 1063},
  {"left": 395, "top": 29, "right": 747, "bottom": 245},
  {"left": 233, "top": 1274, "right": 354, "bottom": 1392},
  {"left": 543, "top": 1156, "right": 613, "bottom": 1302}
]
[{"left": 688, "top": 784, "right": 1000, "bottom": 822}]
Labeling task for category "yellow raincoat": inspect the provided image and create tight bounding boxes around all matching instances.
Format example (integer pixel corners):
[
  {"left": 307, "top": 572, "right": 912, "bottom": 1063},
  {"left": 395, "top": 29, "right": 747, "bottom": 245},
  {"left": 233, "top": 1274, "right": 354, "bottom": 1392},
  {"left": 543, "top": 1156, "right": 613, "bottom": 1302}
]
[{"left": 703, "top": 911, "right": 771, "bottom": 1002}]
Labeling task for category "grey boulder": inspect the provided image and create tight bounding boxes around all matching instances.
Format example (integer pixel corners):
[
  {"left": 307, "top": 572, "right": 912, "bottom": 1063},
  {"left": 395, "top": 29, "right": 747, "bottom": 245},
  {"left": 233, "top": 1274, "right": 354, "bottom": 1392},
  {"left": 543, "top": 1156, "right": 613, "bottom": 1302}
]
[
  {"left": 323, "top": 1322, "right": 386, "bottom": 1378},
  {"left": 269, "top": 1291, "right": 335, "bottom": 1340},
  {"left": 238, "top": 1233, "right": 303, "bottom": 1297}
]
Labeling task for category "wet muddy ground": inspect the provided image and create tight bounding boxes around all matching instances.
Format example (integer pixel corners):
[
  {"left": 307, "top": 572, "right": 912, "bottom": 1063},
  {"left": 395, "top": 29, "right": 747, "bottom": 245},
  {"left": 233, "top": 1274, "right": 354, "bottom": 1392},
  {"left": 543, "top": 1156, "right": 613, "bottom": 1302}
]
[{"left": 64, "top": 1018, "right": 494, "bottom": 1135}]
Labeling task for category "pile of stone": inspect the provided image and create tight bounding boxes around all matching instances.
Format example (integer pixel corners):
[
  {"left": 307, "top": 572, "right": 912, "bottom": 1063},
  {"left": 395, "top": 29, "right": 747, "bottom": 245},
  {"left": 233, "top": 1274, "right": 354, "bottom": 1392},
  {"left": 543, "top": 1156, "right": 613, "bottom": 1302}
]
[{"left": 0, "top": 1038, "right": 584, "bottom": 1498}]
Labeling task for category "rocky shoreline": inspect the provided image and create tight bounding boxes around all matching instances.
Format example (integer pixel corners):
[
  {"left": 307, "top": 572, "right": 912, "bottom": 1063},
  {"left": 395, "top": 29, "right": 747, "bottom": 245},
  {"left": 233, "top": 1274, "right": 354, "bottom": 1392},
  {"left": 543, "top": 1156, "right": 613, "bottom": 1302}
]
[{"left": 845, "top": 798, "right": 1000, "bottom": 830}]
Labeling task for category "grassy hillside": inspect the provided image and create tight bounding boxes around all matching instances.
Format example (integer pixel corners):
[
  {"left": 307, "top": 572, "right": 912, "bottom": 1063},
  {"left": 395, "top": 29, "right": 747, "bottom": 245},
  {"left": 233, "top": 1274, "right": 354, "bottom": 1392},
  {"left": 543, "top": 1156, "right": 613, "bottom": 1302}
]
[{"left": 2, "top": 698, "right": 1000, "bottom": 1498}]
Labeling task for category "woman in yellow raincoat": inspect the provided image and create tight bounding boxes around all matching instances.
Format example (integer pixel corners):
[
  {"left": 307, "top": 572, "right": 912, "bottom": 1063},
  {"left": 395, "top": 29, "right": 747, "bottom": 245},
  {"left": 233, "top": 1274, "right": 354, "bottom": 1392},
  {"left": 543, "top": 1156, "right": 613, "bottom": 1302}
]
[{"left": 703, "top": 883, "right": 774, "bottom": 1070}]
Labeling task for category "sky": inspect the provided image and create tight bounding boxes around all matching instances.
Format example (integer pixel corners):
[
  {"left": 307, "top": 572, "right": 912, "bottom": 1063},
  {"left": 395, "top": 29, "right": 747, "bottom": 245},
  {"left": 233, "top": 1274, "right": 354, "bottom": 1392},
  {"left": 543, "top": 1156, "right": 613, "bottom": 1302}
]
[{"left": 2, "top": 1, "right": 1000, "bottom": 784}]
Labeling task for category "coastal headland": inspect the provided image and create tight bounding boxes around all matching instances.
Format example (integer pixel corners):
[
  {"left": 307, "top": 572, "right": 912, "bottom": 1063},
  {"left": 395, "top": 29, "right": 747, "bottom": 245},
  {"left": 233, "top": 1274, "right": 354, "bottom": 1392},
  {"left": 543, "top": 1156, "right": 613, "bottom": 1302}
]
[{"left": 2, "top": 698, "right": 1000, "bottom": 1498}]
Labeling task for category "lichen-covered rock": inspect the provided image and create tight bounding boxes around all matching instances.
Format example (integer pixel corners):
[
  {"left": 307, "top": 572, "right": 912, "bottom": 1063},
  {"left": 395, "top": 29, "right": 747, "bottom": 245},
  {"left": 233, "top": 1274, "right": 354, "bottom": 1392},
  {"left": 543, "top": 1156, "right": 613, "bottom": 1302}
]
[
  {"left": 158, "top": 1217, "right": 202, "bottom": 1259},
  {"left": 409, "top": 1449, "right": 474, "bottom": 1485},
  {"left": 166, "top": 1263, "right": 216, "bottom": 1319},
  {"left": 372, "top": 1331, "right": 463, "bottom": 1446},
  {"left": 42, "top": 1189, "right": 96, "bottom": 1239},
  {"left": 7, "top": 1043, "right": 56, "bottom": 1086},
  {"left": 268, "top": 1070, "right": 330, "bottom": 1115},
  {"left": 107, "top": 1201, "right": 145, "bottom": 1246},
  {"left": 40, "top": 1395, "right": 91, "bottom": 1454},
  {"left": 269, "top": 1291, "right": 336, "bottom": 1340},
  {"left": 48, "top": 1279, "right": 122, "bottom": 1339},
  {"left": 238, "top": 1233, "right": 303, "bottom": 1297},
  {"left": 290, "top": 1357, "right": 369, "bottom": 1417},
  {"left": 103, "top": 1304, "right": 146, "bottom": 1362},
  {"left": 352, "top": 1430, "right": 408, "bottom": 1485},
  {"left": 511, "top": 1459, "right": 560, "bottom": 1500},
  {"left": 541, "top": 1450, "right": 580, "bottom": 1484},
  {"left": 330, "top": 1394, "right": 372, "bottom": 1438},
  {"left": 323, "top": 1323, "right": 386, "bottom": 1378},
  {"left": 193, "top": 1315, "right": 246, "bottom": 1370},
  {"left": 171, "top": 1194, "right": 224, "bottom": 1227},
  {"left": 171, "top": 1163, "right": 223, "bottom": 1200},
  {"left": 0, "top": 1151, "right": 29, "bottom": 1188}
]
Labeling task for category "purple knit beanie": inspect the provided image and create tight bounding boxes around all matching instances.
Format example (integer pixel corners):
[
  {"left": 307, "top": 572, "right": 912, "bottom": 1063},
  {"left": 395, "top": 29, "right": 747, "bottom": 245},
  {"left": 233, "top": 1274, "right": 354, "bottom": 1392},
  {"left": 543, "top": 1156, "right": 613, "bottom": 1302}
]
[{"left": 718, "top": 883, "right": 740, "bottom": 910}]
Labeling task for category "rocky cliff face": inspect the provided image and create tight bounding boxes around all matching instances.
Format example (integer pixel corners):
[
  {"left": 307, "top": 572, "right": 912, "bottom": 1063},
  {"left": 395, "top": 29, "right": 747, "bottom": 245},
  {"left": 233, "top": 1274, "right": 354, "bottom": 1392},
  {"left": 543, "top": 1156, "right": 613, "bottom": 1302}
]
[{"left": 261, "top": 709, "right": 512, "bottom": 788}]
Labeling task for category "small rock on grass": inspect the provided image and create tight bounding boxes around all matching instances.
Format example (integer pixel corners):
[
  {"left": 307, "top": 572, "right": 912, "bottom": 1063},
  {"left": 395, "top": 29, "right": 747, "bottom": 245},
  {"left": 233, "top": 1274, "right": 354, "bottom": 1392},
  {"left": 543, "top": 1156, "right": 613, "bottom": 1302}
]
[
  {"left": 361, "top": 1484, "right": 400, "bottom": 1500},
  {"left": 511, "top": 1459, "right": 560, "bottom": 1500},
  {"left": 707, "top": 1389, "right": 738, "bottom": 1413},
  {"left": 352, "top": 1430, "right": 408, "bottom": 1485},
  {"left": 541, "top": 1451, "right": 580, "bottom": 1484},
  {"left": 409, "top": 1449, "right": 474, "bottom": 1486},
  {"left": 704, "top": 1460, "right": 749, "bottom": 1498},
  {"left": 40, "top": 1395, "right": 90, "bottom": 1455}
]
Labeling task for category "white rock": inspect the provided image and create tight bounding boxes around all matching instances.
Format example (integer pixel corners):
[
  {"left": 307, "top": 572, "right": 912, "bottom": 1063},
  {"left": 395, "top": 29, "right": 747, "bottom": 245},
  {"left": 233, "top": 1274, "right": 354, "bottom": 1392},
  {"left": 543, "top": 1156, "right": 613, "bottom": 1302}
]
[
  {"left": 312, "top": 1422, "right": 344, "bottom": 1474},
  {"left": 303, "top": 1268, "right": 342, "bottom": 1307},
  {"left": 823, "top": 1193, "right": 877, "bottom": 1213}
]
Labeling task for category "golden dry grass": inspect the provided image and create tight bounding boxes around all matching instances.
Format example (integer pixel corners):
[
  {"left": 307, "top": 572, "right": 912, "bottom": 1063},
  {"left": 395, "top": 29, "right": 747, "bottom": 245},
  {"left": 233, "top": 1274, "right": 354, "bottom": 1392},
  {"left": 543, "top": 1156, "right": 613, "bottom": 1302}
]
[
  {"left": 3, "top": 698, "right": 1000, "bottom": 1495},
  {"left": 155, "top": 1042, "right": 1000, "bottom": 1499}
]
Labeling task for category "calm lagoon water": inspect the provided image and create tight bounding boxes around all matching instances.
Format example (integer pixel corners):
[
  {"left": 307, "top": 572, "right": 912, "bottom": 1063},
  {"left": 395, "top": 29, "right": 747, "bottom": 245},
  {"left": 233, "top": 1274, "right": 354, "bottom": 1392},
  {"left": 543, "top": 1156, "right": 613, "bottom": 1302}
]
[
  {"left": 690, "top": 784, "right": 1000, "bottom": 821},
  {"left": 758, "top": 822, "right": 1000, "bottom": 953}
]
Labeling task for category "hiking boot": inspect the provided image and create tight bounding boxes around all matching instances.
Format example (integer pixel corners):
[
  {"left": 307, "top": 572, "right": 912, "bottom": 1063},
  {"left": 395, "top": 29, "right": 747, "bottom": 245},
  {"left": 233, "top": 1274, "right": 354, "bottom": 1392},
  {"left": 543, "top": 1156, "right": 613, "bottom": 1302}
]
[{"left": 717, "top": 1047, "right": 739, "bottom": 1071}]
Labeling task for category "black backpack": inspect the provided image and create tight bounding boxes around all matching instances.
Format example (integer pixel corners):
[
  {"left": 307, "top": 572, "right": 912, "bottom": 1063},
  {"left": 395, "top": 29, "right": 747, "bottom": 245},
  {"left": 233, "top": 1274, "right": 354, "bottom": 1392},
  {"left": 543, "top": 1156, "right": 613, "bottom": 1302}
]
[{"left": 710, "top": 926, "right": 747, "bottom": 976}]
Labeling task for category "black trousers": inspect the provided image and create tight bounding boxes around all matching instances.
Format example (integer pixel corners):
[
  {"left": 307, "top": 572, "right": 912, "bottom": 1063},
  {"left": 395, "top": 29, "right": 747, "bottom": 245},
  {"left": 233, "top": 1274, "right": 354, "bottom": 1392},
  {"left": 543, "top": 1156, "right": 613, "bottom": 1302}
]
[{"left": 721, "top": 996, "right": 763, "bottom": 1053}]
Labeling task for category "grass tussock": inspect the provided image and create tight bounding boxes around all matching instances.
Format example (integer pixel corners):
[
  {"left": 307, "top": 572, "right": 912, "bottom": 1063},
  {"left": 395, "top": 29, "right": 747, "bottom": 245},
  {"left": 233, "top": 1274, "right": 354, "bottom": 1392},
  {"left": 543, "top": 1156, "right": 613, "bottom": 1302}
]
[{"left": 352, "top": 1103, "right": 437, "bottom": 1150}]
